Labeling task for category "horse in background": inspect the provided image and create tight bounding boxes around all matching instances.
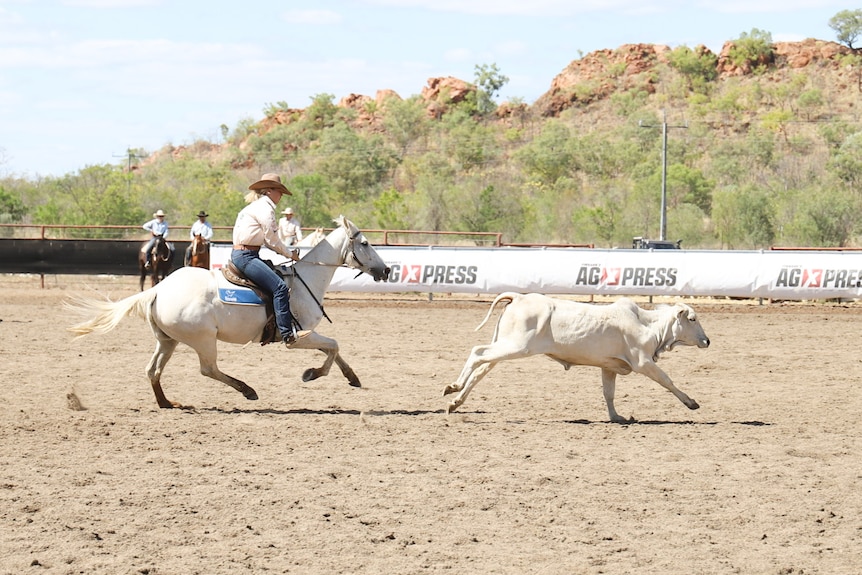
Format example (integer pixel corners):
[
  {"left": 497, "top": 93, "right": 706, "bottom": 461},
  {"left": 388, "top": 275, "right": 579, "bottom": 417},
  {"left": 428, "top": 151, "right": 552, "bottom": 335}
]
[
  {"left": 138, "top": 235, "right": 174, "bottom": 291},
  {"left": 186, "top": 234, "right": 210, "bottom": 270},
  {"left": 297, "top": 228, "right": 326, "bottom": 247}
]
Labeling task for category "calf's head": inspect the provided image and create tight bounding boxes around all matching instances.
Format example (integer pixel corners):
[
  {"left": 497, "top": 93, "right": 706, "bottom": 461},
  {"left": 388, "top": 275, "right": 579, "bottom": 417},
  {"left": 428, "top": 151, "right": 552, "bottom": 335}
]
[{"left": 670, "top": 304, "right": 710, "bottom": 349}]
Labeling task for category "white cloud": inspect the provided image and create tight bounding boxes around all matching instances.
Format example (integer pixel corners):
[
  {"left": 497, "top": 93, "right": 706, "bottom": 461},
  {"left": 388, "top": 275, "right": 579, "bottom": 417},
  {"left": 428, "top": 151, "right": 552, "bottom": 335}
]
[
  {"left": 360, "top": 0, "right": 635, "bottom": 16},
  {"left": 60, "top": 0, "right": 162, "bottom": 7},
  {"left": 494, "top": 40, "right": 527, "bottom": 56},
  {"left": 443, "top": 48, "right": 473, "bottom": 62},
  {"left": 280, "top": 9, "right": 342, "bottom": 25},
  {"left": 693, "top": 0, "right": 847, "bottom": 13}
]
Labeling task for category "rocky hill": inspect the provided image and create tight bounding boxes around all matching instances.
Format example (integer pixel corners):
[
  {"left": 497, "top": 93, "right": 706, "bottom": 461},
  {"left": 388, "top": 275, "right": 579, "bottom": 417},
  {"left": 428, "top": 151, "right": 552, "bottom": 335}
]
[{"left": 151, "top": 38, "right": 862, "bottom": 164}]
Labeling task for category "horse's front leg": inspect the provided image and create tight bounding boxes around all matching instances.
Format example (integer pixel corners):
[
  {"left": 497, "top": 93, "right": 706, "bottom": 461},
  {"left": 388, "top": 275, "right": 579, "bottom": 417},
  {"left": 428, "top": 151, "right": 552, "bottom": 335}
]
[
  {"left": 288, "top": 332, "right": 350, "bottom": 384},
  {"left": 333, "top": 353, "right": 360, "bottom": 387}
]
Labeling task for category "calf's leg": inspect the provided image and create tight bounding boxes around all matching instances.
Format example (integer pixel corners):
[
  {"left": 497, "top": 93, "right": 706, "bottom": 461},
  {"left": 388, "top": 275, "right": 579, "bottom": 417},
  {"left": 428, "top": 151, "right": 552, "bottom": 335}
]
[
  {"left": 637, "top": 361, "right": 700, "bottom": 411},
  {"left": 601, "top": 369, "right": 633, "bottom": 424},
  {"left": 444, "top": 341, "right": 532, "bottom": 413}
]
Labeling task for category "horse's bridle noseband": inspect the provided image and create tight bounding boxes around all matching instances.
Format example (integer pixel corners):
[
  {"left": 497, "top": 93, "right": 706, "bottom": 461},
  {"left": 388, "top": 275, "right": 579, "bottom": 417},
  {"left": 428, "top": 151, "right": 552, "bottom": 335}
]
[{"left": 344, "top": 229, "right": 371, "bottom": 278}]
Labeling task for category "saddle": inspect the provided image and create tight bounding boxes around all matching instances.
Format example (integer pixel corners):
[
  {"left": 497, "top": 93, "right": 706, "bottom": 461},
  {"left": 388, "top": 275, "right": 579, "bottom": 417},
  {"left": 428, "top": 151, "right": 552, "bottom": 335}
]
[{"left": 221, "top": 260, "right": 281, "bottom": 346}]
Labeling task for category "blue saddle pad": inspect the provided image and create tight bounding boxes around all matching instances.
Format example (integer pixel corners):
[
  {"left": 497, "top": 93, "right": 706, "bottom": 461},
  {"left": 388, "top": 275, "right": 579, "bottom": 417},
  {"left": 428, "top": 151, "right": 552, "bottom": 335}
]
[{"left": 217, "top": 287, "right": 264, "bottom": 305}]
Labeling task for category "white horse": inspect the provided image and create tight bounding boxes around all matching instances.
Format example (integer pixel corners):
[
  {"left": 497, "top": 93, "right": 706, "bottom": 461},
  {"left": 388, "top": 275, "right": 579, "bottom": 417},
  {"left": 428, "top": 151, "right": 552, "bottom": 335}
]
[
  {"left": 66, "top": 216, "right": 390, "bottom": 409},
  {"left": 296, "top": 227, "right": 326, "bottom": 247}
]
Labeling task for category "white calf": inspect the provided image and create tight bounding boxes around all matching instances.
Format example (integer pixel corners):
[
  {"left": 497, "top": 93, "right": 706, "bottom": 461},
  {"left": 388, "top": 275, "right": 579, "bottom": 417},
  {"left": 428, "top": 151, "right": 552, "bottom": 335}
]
[{"left": 443, "top": 293, "right": 710, "bottom": 422}]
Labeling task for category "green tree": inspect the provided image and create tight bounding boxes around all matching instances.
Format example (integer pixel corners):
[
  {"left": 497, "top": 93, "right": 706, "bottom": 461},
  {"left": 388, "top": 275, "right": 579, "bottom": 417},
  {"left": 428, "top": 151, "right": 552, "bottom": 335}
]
[
  {"left": 666, "top": 45, "right": 718, "bottom": 93},
  {"left": 372, "top": 187, "right": 409, "bottom": 230},
  {"left": 381, "top": 96, "right": 430, "bottom": 159},
  {"left": 829, "top": 9, "right": 862, "bottom": 49},
  {"left": 0, "top": 186, "right": 26, "bottom": 223},
  {"left": 789, "top": 187, "right": 858, "bottom": 246},
  {"left": 31, "top": 165, "right": 146, "bottom": 236},
  {"left": 514, "top": 121, "right": 575, "bottom": 187},
  {"left": 285, "top": 173, "right": 334, "bottom": 227},
  {"left": 827, "top": 131, "right": 862, "bottom": 188},
  {"left": 711, "top": 186, "right": 774, "bottom": 248},
  {"left": 473, "top": 63, "right": 509, "bottom": 116},
  {"left": 312, "top": 124, "right": 396, "bottom": 203},
  {"left": 728, "top": 28, "right": 774, "bottom": 72}
]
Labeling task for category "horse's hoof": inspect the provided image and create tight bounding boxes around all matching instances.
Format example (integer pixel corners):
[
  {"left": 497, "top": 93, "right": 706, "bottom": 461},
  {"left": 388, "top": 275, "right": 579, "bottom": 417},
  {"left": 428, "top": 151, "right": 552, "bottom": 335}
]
[
  {"left": 302, "top": 368, "right": 319, "bottom": 382},
  {"left": 347, "top": 379, "right": 361, "bottom": 388},
  {"left": 244, "top": 389, "right": 258, "bottom": 400}
]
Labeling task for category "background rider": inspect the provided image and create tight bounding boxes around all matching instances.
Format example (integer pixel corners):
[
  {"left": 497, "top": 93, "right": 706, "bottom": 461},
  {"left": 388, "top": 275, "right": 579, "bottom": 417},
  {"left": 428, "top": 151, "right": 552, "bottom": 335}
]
[
  {"left": 278, "top": 207, "right": 303, "bottom": 246},
  {"left": 142, "top": 209, "right": 169, "bottom": 268},
  {"left": 185, "top": 210, "right": 213, "bottom": 266}
]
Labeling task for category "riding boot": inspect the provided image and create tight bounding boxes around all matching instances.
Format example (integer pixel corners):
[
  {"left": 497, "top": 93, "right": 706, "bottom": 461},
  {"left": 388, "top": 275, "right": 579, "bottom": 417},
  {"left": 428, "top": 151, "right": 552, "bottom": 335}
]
[{"left": 282, "top": 313, "right": 311, "bottom": 346}]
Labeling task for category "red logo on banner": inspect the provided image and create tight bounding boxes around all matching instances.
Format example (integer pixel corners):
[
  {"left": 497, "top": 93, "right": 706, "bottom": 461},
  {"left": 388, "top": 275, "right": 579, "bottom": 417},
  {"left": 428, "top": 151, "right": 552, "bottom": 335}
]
[
  {"left": 601, "top": 268, "right": 621, "bottom": 285},
  {"left": 401, "top": 264, "right": 422, "bottom": 283},
  {"left": 802, "top": 269, "right": 823, "bottom": 288}
]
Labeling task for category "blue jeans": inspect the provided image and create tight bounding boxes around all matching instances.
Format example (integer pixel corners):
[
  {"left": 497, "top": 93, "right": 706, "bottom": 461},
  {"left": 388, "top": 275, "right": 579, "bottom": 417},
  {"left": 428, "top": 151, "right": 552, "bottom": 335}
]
[
  {"left": 144, "top": 237, "right": 157, "bottom": 261},
  {"left": 231, "top": 249, "right": 293, "bottom": 339}
]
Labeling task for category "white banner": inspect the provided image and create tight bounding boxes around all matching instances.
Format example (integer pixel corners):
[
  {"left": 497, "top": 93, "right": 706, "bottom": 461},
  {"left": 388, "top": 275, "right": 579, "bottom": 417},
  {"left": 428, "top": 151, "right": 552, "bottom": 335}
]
[{"left": 210, "top": 244, "right": 862, "bottom": 300}]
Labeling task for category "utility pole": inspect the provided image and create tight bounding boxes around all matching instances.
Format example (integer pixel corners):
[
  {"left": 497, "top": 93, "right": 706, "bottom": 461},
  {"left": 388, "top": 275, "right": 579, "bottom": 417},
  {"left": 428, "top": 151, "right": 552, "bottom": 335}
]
[
  {"left": 113, "top": 147, "right": 146, "bottom": 193},
  {"left": 639, "top": 110, "right": 687, "bottom": 241}
]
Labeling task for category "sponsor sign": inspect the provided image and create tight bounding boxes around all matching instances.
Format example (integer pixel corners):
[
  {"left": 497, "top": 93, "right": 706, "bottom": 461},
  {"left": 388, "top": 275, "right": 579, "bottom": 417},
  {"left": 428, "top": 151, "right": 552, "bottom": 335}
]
[{"left": 210, "top": 244, "right": 862, "bottom": 300}]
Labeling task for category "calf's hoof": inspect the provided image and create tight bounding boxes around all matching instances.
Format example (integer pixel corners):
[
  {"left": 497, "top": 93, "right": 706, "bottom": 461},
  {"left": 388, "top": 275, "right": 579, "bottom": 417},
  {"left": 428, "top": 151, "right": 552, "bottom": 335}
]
[
  {"left": 442, "top": 384, "right": 458, "bottom": 396},
  {"left": 686, "top": 399, "right": 700, "bottom": 410}
]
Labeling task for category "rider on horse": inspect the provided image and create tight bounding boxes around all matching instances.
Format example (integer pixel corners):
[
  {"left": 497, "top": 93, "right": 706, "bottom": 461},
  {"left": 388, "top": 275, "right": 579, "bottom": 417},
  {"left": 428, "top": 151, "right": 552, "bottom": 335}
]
[
  {"left": 185, "top": 210, "right": 213, "bottom": 266},
  {"left": 142, "top": 209, "right": 170, "bottom": 269},
  {"left": 231, "top": 173, "right": 309, "bottom": 346}
]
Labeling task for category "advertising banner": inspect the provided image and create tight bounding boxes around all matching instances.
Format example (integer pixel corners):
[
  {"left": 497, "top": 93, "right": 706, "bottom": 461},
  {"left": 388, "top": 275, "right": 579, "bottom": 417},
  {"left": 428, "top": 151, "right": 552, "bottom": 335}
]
[{"left": 211, "top": 244, "right": 862, "bottom": 300}]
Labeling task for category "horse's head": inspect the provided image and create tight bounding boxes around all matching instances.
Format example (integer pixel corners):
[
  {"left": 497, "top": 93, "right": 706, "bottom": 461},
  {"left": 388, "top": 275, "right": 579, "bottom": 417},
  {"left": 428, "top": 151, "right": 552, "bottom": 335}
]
[{"left": 335, "top": 216, "right": 390, "bottom": 282}]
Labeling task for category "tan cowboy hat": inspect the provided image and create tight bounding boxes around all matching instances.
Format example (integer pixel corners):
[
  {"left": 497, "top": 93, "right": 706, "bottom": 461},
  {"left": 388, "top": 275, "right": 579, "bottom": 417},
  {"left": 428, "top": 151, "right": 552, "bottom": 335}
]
[
  {"left": 248, "top": 173, "right": 291, "bottom": 195},
  {"left": 281, "top": 207, "right": 294, "bottom": 215},
  {"left": 153, "top": 209, "right": 166, "bottom": 217}
]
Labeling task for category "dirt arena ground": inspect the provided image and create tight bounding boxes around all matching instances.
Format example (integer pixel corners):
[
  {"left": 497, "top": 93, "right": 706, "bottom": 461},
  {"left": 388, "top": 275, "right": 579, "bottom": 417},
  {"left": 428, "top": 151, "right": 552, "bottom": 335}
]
[{"left": 1, "top": 274, "right": 860, "bottom": 574}]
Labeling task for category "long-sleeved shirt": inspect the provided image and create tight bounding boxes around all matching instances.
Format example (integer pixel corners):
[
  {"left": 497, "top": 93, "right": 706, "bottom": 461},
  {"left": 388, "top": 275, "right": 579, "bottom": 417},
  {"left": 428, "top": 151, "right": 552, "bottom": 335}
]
[
  {"left": 232, "top": 195, "right": 293, "bottom": 258},
  {"left": 190, "top": 220, "right": 213, "bottom": 240},
  {"left": 278, "top": 216, "right": 304, "bottom": 245},
  {"left": 143, "top": 218, "right": 169, "bottom": 238}
]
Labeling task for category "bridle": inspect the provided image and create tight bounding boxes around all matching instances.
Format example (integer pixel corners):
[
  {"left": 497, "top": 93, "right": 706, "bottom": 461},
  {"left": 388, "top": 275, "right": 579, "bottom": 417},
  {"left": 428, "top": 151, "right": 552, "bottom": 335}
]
[{"left": 278, "top": 228, "right": 371, "bottom": 325}]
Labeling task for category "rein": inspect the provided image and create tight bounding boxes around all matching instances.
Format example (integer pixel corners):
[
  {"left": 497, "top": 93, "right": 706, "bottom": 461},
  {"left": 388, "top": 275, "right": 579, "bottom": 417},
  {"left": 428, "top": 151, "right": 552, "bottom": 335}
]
[
  {"left": 278, "top": 230, "right": 368, "bottom": 325},
  {"left": 283, "top": 265, "right": 332, "bottom": 324}
]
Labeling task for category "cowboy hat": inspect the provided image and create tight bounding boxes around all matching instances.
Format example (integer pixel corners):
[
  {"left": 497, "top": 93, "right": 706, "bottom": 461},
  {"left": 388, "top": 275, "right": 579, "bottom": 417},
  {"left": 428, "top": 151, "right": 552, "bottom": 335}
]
[
  {"left": 196, "top": 210, "right": 209, "bottom": 218},
  {"left": 248, "top": 173, "right": 291, "bottom": 195},
  {"left": 281, "top": 207, "right": 294, "bottom": 215},
  {"left": 153, "top": 209, "right": 166, "bottom": 217}
]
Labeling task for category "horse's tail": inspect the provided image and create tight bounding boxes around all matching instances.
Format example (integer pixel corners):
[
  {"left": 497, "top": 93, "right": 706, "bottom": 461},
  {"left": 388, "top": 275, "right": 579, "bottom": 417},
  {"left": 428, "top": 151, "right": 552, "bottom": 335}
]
[
  {"left": 65, "top": 289, "right": 157, "bottom": 338},
  {"left": 475, "top": 292, "right": 518, "bottom": 332}
]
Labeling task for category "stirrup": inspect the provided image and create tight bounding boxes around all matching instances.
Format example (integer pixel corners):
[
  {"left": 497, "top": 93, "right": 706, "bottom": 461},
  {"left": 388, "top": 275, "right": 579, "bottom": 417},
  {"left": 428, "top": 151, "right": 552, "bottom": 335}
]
[{"left": 283, "top": 330, "right": 311, "bottom": 346}]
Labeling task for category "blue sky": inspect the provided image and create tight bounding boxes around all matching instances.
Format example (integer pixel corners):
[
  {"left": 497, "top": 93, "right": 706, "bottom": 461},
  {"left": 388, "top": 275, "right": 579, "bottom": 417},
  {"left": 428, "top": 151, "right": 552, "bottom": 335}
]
[{"left": 0, "top": 0, "right": 851, "bottom": 178}]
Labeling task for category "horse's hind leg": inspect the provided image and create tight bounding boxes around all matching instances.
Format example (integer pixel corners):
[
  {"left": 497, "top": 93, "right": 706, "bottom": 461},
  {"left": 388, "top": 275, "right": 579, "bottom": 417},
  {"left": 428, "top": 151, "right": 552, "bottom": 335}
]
[
  {"left": 192, "top": 337, "right": 258, "bottom": 402},
  {"left": 146, "top": 336, "right": 181, "bottom": 408}
]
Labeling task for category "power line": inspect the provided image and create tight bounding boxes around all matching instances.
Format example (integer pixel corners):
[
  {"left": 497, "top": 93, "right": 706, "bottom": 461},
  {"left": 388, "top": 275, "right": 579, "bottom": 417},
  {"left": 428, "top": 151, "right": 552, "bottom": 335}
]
[
  {"left": 112, "top": 147, "right": 147, "bottom": 192},
  {"left": 639, "top": 110, "right": 687, "bottom": 241}
]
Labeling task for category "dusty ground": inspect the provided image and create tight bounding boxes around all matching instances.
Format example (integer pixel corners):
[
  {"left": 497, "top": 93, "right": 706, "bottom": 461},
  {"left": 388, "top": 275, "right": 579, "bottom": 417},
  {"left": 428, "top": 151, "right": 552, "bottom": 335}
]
[{"left": 1, "top": 274, "right": 860, "bottom": 574}]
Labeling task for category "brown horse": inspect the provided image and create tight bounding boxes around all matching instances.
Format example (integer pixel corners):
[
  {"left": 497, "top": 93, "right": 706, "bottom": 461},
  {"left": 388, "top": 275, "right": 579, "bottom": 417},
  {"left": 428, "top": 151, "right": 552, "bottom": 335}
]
[
  {"left": 186, "top": 234, "right": 210, "bottom": 269},
  {"left": 138, "top": 235, "right": 174, "bottom": 290}
]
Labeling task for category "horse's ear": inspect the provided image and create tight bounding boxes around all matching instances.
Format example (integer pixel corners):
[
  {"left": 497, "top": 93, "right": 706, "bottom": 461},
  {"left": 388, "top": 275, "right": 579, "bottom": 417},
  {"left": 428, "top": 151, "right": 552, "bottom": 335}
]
[{"left": 333, "top": 215, "right": 347, "bottom": 229}]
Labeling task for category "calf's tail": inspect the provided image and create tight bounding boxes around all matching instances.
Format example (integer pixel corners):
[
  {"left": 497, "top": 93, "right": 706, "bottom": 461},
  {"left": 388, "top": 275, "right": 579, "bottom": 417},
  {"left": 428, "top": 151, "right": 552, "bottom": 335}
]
[
  {"left": 65, "top": 289, "right": 157, "bottom": 338},
  {"left": 476, "top": 292, "right": 518, "bottom": 331}
]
